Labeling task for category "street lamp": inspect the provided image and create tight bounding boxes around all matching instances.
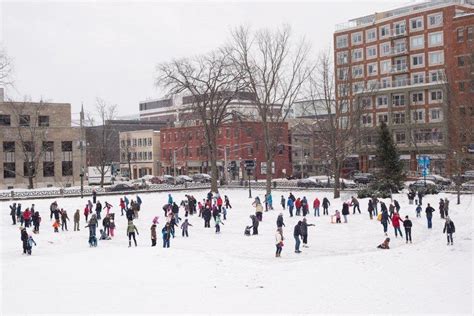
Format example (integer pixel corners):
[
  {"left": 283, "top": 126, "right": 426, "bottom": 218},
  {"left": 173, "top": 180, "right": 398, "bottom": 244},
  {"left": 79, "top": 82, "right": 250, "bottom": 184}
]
[{"left": 80, "top": 166, "right": 84, "bottom": 199}]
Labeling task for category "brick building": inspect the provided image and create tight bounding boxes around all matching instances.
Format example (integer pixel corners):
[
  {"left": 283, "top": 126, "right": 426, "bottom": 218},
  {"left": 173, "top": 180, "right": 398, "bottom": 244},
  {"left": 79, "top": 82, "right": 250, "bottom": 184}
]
[
  {"left": 0, "top": 96, "right": 83, "bottom": 189},
  {"left": 119, "top": 130, "right": 161, "bottom": 179},
  {"left": 159, "top": 121, "right": 292, "bottom": 180},
  {"left": 333, "top": 0, "right": 474, "bottom": 176}
]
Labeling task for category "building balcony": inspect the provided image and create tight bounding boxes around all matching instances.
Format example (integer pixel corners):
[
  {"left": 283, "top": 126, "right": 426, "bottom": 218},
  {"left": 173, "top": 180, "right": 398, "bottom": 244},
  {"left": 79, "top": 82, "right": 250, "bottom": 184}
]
[
  {"left": 390, "top": 46, "right": 408, "bottom": 56},
  {"left": 390, "top": 64, "right": 409, "bottom": 74},
  {"left": 389, "top": 28, "right": 408, "bottom": 39},
  {"left": 354, "top": 78, "right": 446, "bottom": 95}
]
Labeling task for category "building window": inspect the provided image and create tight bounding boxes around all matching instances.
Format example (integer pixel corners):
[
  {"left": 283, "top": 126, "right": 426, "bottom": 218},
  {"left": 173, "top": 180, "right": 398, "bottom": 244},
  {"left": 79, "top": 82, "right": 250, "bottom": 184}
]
[
  {"left": 459, "top": 81, "right": 465, "bottom": 91},
  {"left": 430, "top": 70, "right": 444, "bottom": 82},
  {"left": 430, "top": 109, "right": 442, "bottom": 121},
  {"left": 412, "top": 110, "right": 424, "bottom": 122},
  {"left": 395, "top": 132, "right": 406, "bottom": 144},
  {"left": 457, "top": 28, "right": 464, "bottom": 42},
  {"left": 378, "top": 114, "right": 388, "bottom": 125},
  {"left": 336, "top": 34, "right": 348, "bottom": 48},
  {"left": 19, "top": 115, "right": 30, "bottom": 127},
  {"left": 412, "top": 92, "right": 424, "bottom": 104},
  {"left": 412, "top": 72, "right": 425, "bottom": 84},
  {"left": 366, "top": 46, "right": 377, "bottom": 59},
  {"left": 458, "top": 56, "right": 465, "bottom": 67},
  {"left": 366, "top": 28, "right": 377, "bottom": 42},
  {"left": 352, "top": 65, "right": 363, "bottom": 78},
  {"left": 381, "top": 77, "right": 391, "bottom": 88},
  {"left": 148, "top": 152, "right": 153, "bottom": 160},
  {"left": 43, "top": 142, "right": 54, "bottom": 161},
  {"left": 380, "top": 42, "right": 390, "bottom": 56},
  {"left": 379, "top": 25, "right": 390, "bottom": 38},
  {"left": 61, "top": 141, "right": 72, "bottom": 161},
  {"left": 411, "top": 54, "right": 424, "bottom": 68},
  {"left": 428, "top": 12, "right": 443, "bottom": 28},
  {"left": 361, "top": 97, "right": 372, "bottom": 108},
  {"left": 62, "top": 161, "right": 72, "bottom": 176},
  {"left": 380, "top": 60, "right": 391, "bottom": 74},
  {"left": 352, "top": 82, "right": 364, "bottom": 93},
  {"left": 428, "top": 31, "right": 443, "bottom": 47},
  {"left": 337, "top": 67, "right": 348, "bottom": 80},
  {"left": 392, "top": 112, "right": 405, "bottom": 125},
  {"left": 351, "top": 48, "right": 363, "bottom": 61},
  {"left": 337, "top": 51, "right": 349, "bottom": 65},
  {"left": 148, "top": 138, "right": 152, "bottom": 146},
  {"left": 0, "top": 115, "right": 11, "bottom": 126},
  {"left": 43, "top": 162, "right": 54, "bottom": 177},
  {"left": 430, "top": 90, "right": 443, "bottom": 103},
  {"left": 38, "top": 115, "right": 50, "bottom": 127},
  {"left": 361, "top": 115, "right": 372, "bottom": 126},
  {"left": 23, "top": 162, "right": 35, "bottom": 178},
  {"left": 367, "top": 63, "right": 378, "bottom": 76},
  {"left": 410, "top": 35, "right": 424, "bottom": 50},
  {"left": 138, "top": 138, "right": 142, "bottom": 147},
  {"left": 377, "top": 96, "right": 388, "bottom": 108},
  {"left": 410, "top": 17, "right": 424, "bottom": 31},
  {"left": 351, "top": 32, "right": 362, "bottom": 45},
  {"left": 392, "top": 94, "right": 406, "bottom": 107},
  {"left": 393, "top": 21, "right": 406, "bottom": 36},
  {"left": 468, "top": 26, "right": 473, "bottom": 41},
  {"left": 428, "top": 51, "right": 444, "bottom": 66}
]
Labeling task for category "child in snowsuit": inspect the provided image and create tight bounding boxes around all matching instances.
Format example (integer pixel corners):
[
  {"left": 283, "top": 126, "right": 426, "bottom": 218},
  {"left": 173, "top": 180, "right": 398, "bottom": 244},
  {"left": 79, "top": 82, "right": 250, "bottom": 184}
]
[
  {"left": 85, "top": 215, "right": 98, "bottom": 247},
  {"left": 377, "top": 238, "right": 390, "bottom": 249},
  {"left": 27, "top": 235, "right": 36, "bottom": 255},
  {"left": 416, "top": 205, "right": 422, "bottom": 218},
  {"left": 181, "top": 219, "right": 192, "bottom": 237},
  {"left": 162, "top": 223, "right": 171, "bottom": 248},
  {"left": 335, "top": 210, "right": 341, "bottom": 223},
  {"left": 52, "top": 220, "right": 60, "bottom": 233},
  {"left": 275, "top": 227, "right": 284, "bottom": 257},
  {"left": 215, "top": 215, "right": 224, "bottom": 233}
]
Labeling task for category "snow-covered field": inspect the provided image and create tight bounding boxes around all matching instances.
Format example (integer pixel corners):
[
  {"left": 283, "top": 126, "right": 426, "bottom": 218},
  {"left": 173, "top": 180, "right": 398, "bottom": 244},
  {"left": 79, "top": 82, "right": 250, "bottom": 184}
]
[{"left": 1, "top": 189, "right": 472, "bottom": 314}]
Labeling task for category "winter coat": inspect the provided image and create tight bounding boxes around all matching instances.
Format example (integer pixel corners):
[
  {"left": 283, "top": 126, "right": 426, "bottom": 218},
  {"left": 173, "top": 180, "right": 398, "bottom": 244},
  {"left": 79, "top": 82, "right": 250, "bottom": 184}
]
[
  {"left": 162, "top": 225, "right": 171, "bottom": 240},
  {"left": 394, "top": 200, "right": 400, "bottom": 211},
  {"left": 10, "top": 204, "right": 16, "bottom": 216},
  {"left": 425, "top": 206, "right": 435, "bottom": 218},
  {"left": 276, "top": 215, "right": 285, "bottom": 228},
  {"left": 137, "top": 196, "right": 142, "bottom": 205},
  {"left": 313, "top": 198, "right": 320, "bottom": 208},
  {"left": 217, "top": 197, "right": 223, "bottom": 206},
  {"left": 322, "top": 198, "right": 330, "bottom": 207},
  {"left": 203, "top": 209, "right": 212, "bottom": 221},
  {"left": 61, "top": 211, "right": 69, "bottom": 222},
  {"left": 293, "top": 223, "right": 302, "bottom": 237},
  {"left": 32, "top": 212, "right": 41, "bottom": 225},
  {"left": 120, "top": 199, "right": 125, "bottom": 209},
  {"left": 341, "top": 203, "right": 349, "bottom": 215},
  {"left": 295, "top": 199, "right": 301, "bottom": 209},
  {"left": 351, "top": 197, "right": 359, "bottom": 206},
  {"left": 150, "top": 224, "right": 157, "bottom": 240},
  {"left": 391, "top": 214, "right": 401, "bottom": 227},
  {"left": 21, "top": 229, "right": 28, "bottom": 242},
  {"left": 287, "top": 199, "right": 294, "bottom": 208},
  {"left": 403, "top": 219, "right": 412, "bottom": 228},
  {"left": 74, "top": 211, "right": 80, "bottom": 223},
  {"left": 275, "top": 231, "right": 283, "bottom": 245},
  {"left": 443, "top": 221, "right": 455, "bottom": 234},
  {"left": 300, "top": 221, "right": 314, "bottom": 236},
  {"left": 102, "top": 217, "right": 110, "bottom": 228},
  {"left": 181, "top": 220, "right": 192, "bottom": 230},
  {"left": 289, "top": 193, "right": 296, "bottom": 202},
  {"left": 52, "top": 209, "right": 61, "bottom": 220},
  {"left": 255, "top": 203, "right": 263, "bottom": 213},
  {"left": 95, "top": 202, "right": 102, "bottom": 213},
  {"left": 23, "top": 209, "right": 32, "bottom": 221},
  {"left": 84, "top": 207, "right": 90, "bottom": 216},
  {"left": 126, "top": 223, "right": 138, "bottom": 234},
  {"left": 168, "top": 194, "right": 173, "bottom": 205},
  {"left": 368, "top": 200, "right": 374, "bottom": 212},
  {"left": 381, "top": 210, "right": 390, "bottom": 223}
]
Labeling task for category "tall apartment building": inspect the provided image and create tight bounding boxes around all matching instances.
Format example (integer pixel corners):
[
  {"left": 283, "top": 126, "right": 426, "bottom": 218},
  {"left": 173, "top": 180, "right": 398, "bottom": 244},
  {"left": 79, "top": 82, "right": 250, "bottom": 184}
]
[
  {"left": 333, "top": 0, "right": 474, "bottom": 176},
  {"left": 0, "top": 97, "right": 83, "bottom": 189},
  {"left": 119, "top": 130, "right": 161, "bottom": 180}
]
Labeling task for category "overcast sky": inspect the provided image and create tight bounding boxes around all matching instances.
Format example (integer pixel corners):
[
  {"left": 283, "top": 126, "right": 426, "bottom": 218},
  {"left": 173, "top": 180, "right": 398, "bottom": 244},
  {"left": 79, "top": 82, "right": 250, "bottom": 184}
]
[{"left": 1, "top": 0, "right": 420, "bottom": 121}]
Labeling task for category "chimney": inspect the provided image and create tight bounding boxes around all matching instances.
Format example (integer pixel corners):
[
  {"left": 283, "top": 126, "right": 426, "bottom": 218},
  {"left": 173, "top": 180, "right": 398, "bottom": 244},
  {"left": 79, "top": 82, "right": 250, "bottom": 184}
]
[{"left": 0, "top": 88, "right": 4, "bottom": 102}]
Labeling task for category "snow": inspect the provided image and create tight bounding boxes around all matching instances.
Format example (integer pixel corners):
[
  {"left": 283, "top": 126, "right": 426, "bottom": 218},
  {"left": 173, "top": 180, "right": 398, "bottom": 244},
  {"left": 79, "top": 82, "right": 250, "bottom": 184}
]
[{"left": 1, "top": 189, "right": 472, "bottom": 314}]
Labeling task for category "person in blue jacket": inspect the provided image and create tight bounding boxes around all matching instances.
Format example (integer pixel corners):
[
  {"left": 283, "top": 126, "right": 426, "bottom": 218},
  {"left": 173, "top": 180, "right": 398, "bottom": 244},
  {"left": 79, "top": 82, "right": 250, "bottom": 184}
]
[
  {"left": 266, "top": 194, "right": 273, "bottom": 210},
  {"left": 381, "top": 208, "right": 391, "bottom": 236},
  {"left": 287, "top": 198, "right": 294, "bottom": 217},
  {"left": 162, "top": 223, "right": 171, "bottom": 248},
  {"left": 168, "top": 194, "right": 173, "bottom": 206}
]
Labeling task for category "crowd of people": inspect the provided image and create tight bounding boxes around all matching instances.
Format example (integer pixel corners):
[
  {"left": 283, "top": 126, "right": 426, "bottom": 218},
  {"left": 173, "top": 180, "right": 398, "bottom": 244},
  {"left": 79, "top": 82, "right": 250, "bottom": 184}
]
[{"left": 8, "top": 188, "right": 457, "bottom": 257}]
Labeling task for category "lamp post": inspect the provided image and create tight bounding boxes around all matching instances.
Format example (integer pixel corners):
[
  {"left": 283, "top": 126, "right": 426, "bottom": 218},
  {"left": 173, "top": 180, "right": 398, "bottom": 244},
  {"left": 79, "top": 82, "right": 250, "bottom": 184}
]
[{"left": 80, "top": 166, "right": 84, "bottom": 199}]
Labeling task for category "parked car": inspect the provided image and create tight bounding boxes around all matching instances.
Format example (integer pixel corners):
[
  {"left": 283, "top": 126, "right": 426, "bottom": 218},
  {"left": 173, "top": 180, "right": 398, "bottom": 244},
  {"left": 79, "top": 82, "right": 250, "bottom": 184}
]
[
  {"left": 353, "top": 173, "right": 375, "bottom": 184},
  {"left": 177, "top": 175, "right": 193, "bottom": 183},
  {"left": 297, "top": 178, "right": 324, "bottom": 188},
  {"left": 108, "top": 183, "right": 135, "bottom": 192},
  {"left": 461, "top": 180, "right": 474, "bottom": 191},
  {"left": 150, "top": 176, "right": 163, "bottom": 184},
  {"left": 160, "top": 175, "right": 176, "bottom": 185},
  {"left": 417, "top": 175, "right": 451, "bottom": 186},
  {"left": 408, "top": 180, "right": 439, "bottom": 194},
  {"left": 192, "top": 173, "right": 211, "bottom": 183}
]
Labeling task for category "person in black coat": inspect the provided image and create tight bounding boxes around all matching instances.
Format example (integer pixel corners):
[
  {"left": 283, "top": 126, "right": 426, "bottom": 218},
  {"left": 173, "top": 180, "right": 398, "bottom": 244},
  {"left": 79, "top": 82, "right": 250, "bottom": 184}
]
[
  {"left": 341, "top": 202, "right": 349, "bottom": 223},
  {"left": 250, "top": 215, "right": 259, "bottom": 235},
  {"left": 322, "top": 198, "right": 330, "bottom": 215},
  {"left": 443, "top": 217, "right": 455, "bottom": 245},
  {"left": 293, "top": 221, "right": 302, "bottom": 253},
  {"left": 300, "top": 218, "right": 315, "bottom": 247},
  {"left": 417, "top": 191, "right": 423, "bottom": 205},
  {"left": 276, "top": 213, "right": 285, "bottom": 228},
  {"left": 203, "top": 207, "right": 212, "bottom": 228},
  {"left": 95, "top": 201, "right": 102, "bottom": 220},
  {"left": 10, "top": 203, "right": 17, "bottom": 225},
  {"left": 403, "top": 215, "right": 412, "bottom": 243},
  {"left": 20, "top": 227, "right": 28, "bottom": 254},
  {"left": 425, "top": 204, "right": 435, "bottom": 229}
]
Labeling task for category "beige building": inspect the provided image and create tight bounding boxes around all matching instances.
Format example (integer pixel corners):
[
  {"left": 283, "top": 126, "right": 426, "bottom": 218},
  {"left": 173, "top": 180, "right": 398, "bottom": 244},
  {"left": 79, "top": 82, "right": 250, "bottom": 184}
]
[
  {"left": 119, "top": 130, "right": 161, "bottom": 179},
  {"left": 0, "top": 97, "right": 84, "bottom": 189}
]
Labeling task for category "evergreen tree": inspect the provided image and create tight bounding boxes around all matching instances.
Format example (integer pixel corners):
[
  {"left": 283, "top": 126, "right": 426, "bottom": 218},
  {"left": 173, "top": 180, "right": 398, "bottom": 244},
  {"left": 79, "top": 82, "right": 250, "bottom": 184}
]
[{"left": 374, "top": 121, "right": 404, "bottom": 192}]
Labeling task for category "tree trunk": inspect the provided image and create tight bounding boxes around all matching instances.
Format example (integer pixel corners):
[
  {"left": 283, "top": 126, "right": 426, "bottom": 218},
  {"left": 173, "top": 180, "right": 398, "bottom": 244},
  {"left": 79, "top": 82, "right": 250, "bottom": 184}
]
[
  {"left": 333, "top": 160, "right": 341, "bottom": 199},
  {"left": 28, "top": 176, "right": 34, "bottom": 189},
  {"left": 100, "top": 165, "right": 105, "bottom": 188},
  {"left": 210, "top": 148, "right": 219, "bottom": 193},
  {"left": 262, "top": 120, "right": 272, "bottom": 195},
  {"left": 127, "top": 158, "right": 132, "bottom": 180}
]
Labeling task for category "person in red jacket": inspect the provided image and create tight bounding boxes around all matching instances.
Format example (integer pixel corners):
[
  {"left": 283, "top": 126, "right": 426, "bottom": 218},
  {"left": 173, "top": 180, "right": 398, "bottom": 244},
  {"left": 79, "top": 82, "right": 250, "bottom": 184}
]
[
  {"left": 216, "top": 196, "right": 223, "bottom": 213},
  {"left": 119, "top": 198, "right": 126, "bottom": 216},
  {"left": 23, "top": 208, "right": 32, "bottom": 228},
  {"left": 295, "top": 198, "right": 302, "bottom": 216},
  {"left": 84, "top": 204, "right": 90, "bottom": 222},
  {"left": 392, "top": 212, "right": 403, "bottom": 238},
  {"left": 313, "top": 198, "right": 321, "bottom": 217}
]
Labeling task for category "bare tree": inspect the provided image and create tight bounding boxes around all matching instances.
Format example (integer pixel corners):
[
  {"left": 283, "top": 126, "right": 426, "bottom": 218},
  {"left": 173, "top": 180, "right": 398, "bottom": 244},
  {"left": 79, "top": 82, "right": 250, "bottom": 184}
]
[
  {"left": 86, "top": 98, "right": 117, "bottom": 187},
  {"left": 156, "top": 48, "right": 245, "bottom": 192},
  {"left": 0, "top": 47, "right": 13, "bottom": 86},
  {"left": 230, "top": 25, "right": 312, "bottom": 195},
  {"left": 307, "top": 51, "right": 373, "bottom": 198},
  {"left": 5, "top": 100, "right": 49, "bottom": 189},
  {"left": 119, "top": 134, "right": 134, "bottom": 180}
]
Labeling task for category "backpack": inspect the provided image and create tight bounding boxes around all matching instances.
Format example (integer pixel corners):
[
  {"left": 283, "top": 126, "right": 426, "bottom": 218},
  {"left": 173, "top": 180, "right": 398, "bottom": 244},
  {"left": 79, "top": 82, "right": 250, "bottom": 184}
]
[{"left": 377, "top": 213, "right": 382, "bottom": 221}]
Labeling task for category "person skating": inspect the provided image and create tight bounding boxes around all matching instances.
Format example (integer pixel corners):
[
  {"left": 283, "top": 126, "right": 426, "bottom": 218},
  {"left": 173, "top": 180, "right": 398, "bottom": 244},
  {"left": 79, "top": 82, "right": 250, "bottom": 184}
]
[
  {"left": 52, "top": 220, "right": 60, "bottom": 233},
  {"left": 287, "top": 197, "right": 294, "bottom": 217},
  {"left": 126, "top": 220, "right": 139, "bottom": 247},
  {"left": 425, "top": 204, "right": 435, "bottom": 229},
  {"left": 380, "top": 208, "right": 390, "bottom": 236},
  {"left": 23, "top": 208, "right": 32, "bottom": 228},
  {"left": 162, "top": 223, "right": 171, "bottom": 248},
  {"left": 266, "top": 193, "right": 273, "bottom": 210},
  {"left": 300, "top": 218, "right": 315, "bottom": 248},
  {"left": 301, "top": 197, "right": 308, "bottom": 217},
  {"left": 444, "top": 198, "right": 449, "bottom": 217},
  {"left": 124, "top": 196, "right": 129, "bottom": 209},
  {"left": 109, "top": 219, "right": 115, "bottom": 237},
  {"left": 84, "top": 204, "right": 90, "bottom": 223},
  {"left": 403, "top": 216, "right": 413, "bottom": 243},
  {"left": 416, "top": 205, "right": 422, "bottom": 218},
  {"left": 275, "top": 227, "right": 284, "bottom": 258},
  {"left": 377, "top": 238, "right": 390, "bottom": 249},
  {"left": 103, "top": 214, "right": 111, "bottom": 236},
  {"left": 313, "top": 197, "right": 320, "bottom": 217},
  {"left": 85, "top": 214, "right": 98, "bottom": 247},
  {"left": 73, "top": 209, "right": 80, "bottom": 231},
  {"left": 276, "top": 213, "right": 285, "bottom": 228},
  {"left": 95, "top": 200, "right": 102, "bottom": 220},
  {"left": 203, "top": 206, "right": 212, "bottom": 228},
  {"left": 224, "top": 195, "right": 232, "bottom": 209},
  {"left": 32, "top": 211, "right": 41, "bottom": 234},
  {"left": 250, "top": 215, "right": 259, "bottom": 235},
  {"left": 215, "top": 214, "right": 224, "bottom": 234},
  {"left": 294, "top": 221, "right": 303, "bottom": 253},
  {"left": 104, "top": 201, "right": 113, "bottom": 215},
  {"left": 391, "top": 212, "right": 403, "bottom": 238},
  {"left": 334, "top": 210, "right": 341, "bottom": 223},
  {"left": 92, "top": 189, "right": 97, "bottom": 204},
  {"left": 322, "top": 197, "right": 330, "bottom": 215},
  {"left": 368, "top": 199, "right": 374, "bottom": 220},
  {"left": 253, "top": 198, "right": 263, "bottom": 221},
  {"left": 10, "top": 203, "right": 16, "bottom": 225},
  {"left": 60, "top": 209, "right": 70, "bottom": 231},
  {"left": 388, "top": 203, "right": 395, "bottom": 218},
  {"left": 394, "top": 200, "right": 401, "bottom": 213},
  {"left": 168, "top": 193, "right": 173, "bottom": 206},
  {"left": 20, "top": 227, "right": 28, "bottom": 254},
  {"left": 372, "top": 197, "right": 379, "bottom": 216},
  {"left": 341, "top": 202, "right": 349, "bottom": 223},
  {"left": 216, "top": 195, "right": 223, "bottom": 213},
  {"left": 181, "top": 218, "right": 192, "bottom": 237},
  {"left": 443, "top": 217, "right": 455, "bottom": 245},
  {"left": 120, "top": 198, "right": 126, "bottom": 216},
  {"left": 417, "top": 191, "right": 423, "bottom": 206},
  {"left": 150, "top": 222, "right": 157, "bottom": 247},
  {"left": 351, "top": 196, "right": 361, "bottom": 214},
  {"left": 48, "top": 202, "right": 56, "bottom": 221},
  {"left": 26, "top": 234, "right": 36, "bottom": 255},
  {"left": 281, "top": 195, "right": 286, "bottom": 210},
  {"left": 295, "top": 198, "right": 302, "bottom": 216},
  {"left": 439, "top": 198, "right": 445, "bottom": 219}
]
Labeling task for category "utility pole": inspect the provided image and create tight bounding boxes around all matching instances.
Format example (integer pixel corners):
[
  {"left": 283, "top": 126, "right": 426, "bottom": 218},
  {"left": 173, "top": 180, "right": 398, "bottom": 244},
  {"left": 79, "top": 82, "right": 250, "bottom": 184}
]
[
  {"left": 300, "top": 145, "right": 304, "bottom": 179},
  {"left": 173, "top": 148, "right": 176, "bottom": 185},
  {"left": 224, "top": 146, "right": 227, "bottom": 184},
  {"left": 80, "top": 103, "right": 85, "bottom": 198}
]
